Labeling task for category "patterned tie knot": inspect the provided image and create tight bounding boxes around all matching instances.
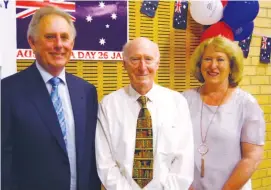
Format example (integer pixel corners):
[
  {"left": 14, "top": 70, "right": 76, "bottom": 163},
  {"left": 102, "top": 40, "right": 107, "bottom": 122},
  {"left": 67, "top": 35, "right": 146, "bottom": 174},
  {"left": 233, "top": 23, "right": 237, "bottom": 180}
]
[
  {"left": 49, "top": 77, "right": 61, "bottom": 88},
  {"left": 138, "top": 96, "right": 148, "bottom": 108}
]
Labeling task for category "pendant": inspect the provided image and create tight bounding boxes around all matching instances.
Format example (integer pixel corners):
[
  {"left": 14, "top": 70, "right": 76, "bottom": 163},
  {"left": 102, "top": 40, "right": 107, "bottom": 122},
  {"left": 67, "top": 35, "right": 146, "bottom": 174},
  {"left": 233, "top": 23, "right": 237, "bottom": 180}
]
[
  {"left": 198, "top": 144, "right": 209, "bottom": 156},
  {"left": 201, "top": 157, "right": 205, "bottom": 178}
]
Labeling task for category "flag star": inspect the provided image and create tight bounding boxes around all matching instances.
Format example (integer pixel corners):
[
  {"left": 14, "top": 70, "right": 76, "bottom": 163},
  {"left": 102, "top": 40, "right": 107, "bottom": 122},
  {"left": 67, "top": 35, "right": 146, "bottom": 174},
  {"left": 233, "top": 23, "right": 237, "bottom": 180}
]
[
  {"left": 86, "top": 15, "right": 92, "bottom": 23},
  {"left": 105, "top": 24, "right": 110, "bottom": 28},
  {"left": 183, "top": 5, "right": 186, "bottom": 9},
  {"left": 99, "top": 38, "right": 106, "bottom": 45},
  {"left": 99, "top": 1, "right": 105, "bottom": 8},
  {"left": 268, "top": 42, "right": 270, "bottom": 45},
  {"left": 111, "top": 13, "right": 117, "bottom": 20}
]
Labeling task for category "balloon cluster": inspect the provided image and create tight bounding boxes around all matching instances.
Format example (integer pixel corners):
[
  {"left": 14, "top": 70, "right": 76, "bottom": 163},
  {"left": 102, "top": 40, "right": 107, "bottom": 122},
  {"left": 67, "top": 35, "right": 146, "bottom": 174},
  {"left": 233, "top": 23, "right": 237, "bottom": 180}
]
[{"left": 190, "top": 0, "right": 259, "bottom": 42}]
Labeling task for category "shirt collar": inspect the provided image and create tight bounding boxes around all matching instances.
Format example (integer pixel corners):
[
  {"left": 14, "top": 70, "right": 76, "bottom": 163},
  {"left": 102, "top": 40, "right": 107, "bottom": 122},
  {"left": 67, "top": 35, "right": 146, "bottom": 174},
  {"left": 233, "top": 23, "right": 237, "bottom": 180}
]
[
  {"left": 128, "top": 83, "right": 158, "bottom": 103},
  {"left": 35, "top": 61, "right": 66, "bottom": 85}
]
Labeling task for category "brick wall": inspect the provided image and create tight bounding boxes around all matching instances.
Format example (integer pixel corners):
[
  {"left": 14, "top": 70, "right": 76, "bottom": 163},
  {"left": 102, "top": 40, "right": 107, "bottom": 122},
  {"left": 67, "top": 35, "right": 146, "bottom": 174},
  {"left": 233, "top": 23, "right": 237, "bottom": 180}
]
[{"left": 239, "top": 2, "right": 271, "bottom": 190}]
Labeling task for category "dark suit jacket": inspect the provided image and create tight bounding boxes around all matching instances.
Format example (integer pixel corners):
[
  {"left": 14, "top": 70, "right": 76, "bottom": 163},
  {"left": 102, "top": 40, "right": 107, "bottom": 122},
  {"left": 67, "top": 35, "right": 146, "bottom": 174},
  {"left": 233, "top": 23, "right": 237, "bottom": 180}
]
[{"left": 1, "top": 64, "right": 101, "bottom": 190}]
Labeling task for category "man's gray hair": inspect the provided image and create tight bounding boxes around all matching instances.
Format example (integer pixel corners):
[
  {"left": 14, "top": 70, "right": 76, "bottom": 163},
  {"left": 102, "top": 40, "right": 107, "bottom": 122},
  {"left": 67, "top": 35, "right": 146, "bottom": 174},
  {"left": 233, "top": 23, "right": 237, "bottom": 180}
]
[
  {"left": 122, "top": 37, "right": 160, "bottom": 61},
  {"left": 27, "top": 5, "right": 76, "bottom": 40}
]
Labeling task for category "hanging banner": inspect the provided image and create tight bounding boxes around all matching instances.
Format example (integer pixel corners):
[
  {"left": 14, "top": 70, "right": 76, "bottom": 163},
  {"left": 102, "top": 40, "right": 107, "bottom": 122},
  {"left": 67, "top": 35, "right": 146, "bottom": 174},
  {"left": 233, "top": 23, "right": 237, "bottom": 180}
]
[
  {"left": 16, "top": 0, "right": 128, "bottom": 61},
  {"left": 260, "top": 36, "right": 271, "bottom": 64},
  {"left": 0, "top": 0, "right": 17, "bottom": 78}
]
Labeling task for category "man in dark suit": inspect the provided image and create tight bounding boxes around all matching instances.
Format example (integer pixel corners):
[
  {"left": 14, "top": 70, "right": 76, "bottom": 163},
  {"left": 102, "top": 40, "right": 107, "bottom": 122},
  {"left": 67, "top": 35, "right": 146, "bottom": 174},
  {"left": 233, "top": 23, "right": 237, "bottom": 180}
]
[{"left": 1, "top": 6, "right": 101, "bottom": 190}]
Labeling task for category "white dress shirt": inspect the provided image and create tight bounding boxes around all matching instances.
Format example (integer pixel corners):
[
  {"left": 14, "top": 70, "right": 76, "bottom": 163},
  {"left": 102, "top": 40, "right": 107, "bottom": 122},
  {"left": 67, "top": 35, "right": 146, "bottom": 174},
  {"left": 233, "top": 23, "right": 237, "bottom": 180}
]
[
  {"left": 36, "top": 62, "right": 77, "bottom": 190},
  {"left": 96, "top": 84, "right": 194, "bottom": 190}
]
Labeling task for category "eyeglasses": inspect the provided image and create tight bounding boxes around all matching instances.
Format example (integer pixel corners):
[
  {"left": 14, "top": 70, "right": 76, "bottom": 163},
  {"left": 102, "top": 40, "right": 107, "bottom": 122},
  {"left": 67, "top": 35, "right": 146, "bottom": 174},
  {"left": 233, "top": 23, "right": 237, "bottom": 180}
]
[{"left": 129, "top": 56, "right": 157, "bottom": 65}]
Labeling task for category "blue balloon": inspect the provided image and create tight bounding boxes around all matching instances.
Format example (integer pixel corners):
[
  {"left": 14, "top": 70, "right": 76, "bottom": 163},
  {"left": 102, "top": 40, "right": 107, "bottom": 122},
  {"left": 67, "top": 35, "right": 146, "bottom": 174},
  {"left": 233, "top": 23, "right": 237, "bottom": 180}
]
[
  {"left": 233, "top": 22, "right": 254, "bottom": 41},
  {"left": 223, "top": 1, "right": 259, "bottom": 29}
]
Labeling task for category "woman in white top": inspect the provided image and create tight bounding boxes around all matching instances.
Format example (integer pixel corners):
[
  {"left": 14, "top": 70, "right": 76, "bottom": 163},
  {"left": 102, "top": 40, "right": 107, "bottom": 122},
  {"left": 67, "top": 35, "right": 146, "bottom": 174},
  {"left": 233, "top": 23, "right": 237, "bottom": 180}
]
[{"left": 182, "top": 36, "right": 265, "bottom": 190}]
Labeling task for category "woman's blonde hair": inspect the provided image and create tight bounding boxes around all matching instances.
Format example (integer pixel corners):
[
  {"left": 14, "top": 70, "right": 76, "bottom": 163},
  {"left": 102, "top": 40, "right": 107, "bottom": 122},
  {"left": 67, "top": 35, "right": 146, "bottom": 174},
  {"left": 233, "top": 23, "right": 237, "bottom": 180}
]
[{"left": 190, "top": 36, "right": 244, "bottom": 87}]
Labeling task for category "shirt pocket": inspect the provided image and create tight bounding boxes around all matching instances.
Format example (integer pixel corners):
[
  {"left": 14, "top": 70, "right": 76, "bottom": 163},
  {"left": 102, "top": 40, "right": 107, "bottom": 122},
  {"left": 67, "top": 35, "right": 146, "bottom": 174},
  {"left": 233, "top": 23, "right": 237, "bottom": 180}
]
[
  {"left": 155, "top": 124, "right": 180, "bottom": 178},
  {"left": 156, "top": 124, "right": 180, "bottom": 154}
]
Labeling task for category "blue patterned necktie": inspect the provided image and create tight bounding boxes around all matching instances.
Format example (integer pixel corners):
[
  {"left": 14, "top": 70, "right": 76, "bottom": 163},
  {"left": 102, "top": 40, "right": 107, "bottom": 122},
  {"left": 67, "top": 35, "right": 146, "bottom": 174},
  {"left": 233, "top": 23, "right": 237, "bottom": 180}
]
[{"left": 49, "top": 77, "right": 67, "bottom": 146}]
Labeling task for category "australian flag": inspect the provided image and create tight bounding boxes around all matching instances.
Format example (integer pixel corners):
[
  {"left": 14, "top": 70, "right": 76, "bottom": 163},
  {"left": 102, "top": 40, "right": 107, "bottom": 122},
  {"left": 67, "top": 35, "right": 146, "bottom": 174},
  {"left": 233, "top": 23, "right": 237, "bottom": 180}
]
[
  {"left": 260, "top": 36, "right": 271, "bottom": 64},
  {"left": 173, "top": 0, "right": 188, "bottom": 30},
  {"left": 16, "top": 0, "right": 128, "bottom": 52},
  {"left": 238, "top": 35, "right": 252, "bottom": 58},
  {"left": 140, "top": 0, "right": 159, "bottom": 18}
]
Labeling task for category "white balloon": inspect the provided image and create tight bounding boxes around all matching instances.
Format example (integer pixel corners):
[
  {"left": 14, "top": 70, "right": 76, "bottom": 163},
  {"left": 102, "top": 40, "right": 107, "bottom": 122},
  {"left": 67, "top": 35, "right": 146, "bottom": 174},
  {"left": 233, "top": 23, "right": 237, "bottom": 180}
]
[{"left": 190, "top": 0, "right": 223, "bottom": 25}]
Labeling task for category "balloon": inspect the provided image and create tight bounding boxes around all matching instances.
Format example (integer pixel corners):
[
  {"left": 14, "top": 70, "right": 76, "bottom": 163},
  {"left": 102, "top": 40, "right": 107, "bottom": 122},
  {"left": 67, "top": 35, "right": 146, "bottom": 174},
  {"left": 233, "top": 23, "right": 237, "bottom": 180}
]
[
  {"left": 223, "top": 1, "right": 259, "bottom": 29},
  {"left": 233, "top": 22, "right": 254, "bottom": 41},
  {"left": 221, "top": 0, "right": 228, "bottom": 7},
  {"left": 190, "top": 0, "right": 223, "bottom": 25},
  {"left": 200, "top": 21, "right": 234, "bottom": 42}
]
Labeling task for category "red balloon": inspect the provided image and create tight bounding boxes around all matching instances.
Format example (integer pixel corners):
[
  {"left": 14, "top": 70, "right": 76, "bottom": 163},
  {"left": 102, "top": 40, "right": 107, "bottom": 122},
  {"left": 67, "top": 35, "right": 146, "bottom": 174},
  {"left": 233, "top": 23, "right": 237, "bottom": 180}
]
[
  {"left": 221, "top": 0, "right": 228, "bottom": 7},
  {"left": 200, "top": 21, "right": 234, "bottom": 42}
]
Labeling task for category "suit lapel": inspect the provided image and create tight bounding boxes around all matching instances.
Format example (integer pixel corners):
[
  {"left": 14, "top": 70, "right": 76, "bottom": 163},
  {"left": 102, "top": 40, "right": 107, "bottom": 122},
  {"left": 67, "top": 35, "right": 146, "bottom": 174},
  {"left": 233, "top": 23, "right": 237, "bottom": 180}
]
[
  {"left": 26, "top": 64, "right": 67, "bottom": 155},
  {"left": 66, "top": 73, "right": 86, "bottom": 164}
]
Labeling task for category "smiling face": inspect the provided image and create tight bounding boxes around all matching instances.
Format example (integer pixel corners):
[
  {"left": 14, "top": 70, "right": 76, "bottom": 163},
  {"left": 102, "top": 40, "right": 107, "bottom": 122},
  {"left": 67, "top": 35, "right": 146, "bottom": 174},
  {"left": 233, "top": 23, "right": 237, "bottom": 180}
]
[
  {"left": 123, "top": 38, "right": 159, "bottom": 94},
  {"left": 200, "top": 45, "right": 231, "bottom": 87},
  {"left": 28, "top": 14, "right": 74, "bottom": 76}
]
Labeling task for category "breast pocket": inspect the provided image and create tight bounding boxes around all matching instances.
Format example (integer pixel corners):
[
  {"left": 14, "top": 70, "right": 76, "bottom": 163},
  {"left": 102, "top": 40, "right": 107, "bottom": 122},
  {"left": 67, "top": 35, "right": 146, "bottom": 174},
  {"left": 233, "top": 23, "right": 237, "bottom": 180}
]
[
  {"left": 156, "top": 125, "right": 180, "bottom": 154},
  {"left": 154, "top": 124, "right": 181, "bottom": 178}
]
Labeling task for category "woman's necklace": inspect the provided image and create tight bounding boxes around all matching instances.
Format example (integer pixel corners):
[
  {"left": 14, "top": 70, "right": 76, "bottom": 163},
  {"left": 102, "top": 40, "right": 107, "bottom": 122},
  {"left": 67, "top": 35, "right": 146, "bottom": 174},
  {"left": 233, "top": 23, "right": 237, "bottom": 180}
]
[{"left": 198, "top": 86, "right": 228, "bottom": 178}]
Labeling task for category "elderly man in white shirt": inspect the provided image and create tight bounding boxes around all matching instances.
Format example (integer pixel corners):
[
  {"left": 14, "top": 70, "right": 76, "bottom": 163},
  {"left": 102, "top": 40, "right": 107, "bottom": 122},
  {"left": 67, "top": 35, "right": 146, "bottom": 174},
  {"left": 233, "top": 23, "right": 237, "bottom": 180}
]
[{"left": 95, "top": 37, "right": 194, "bottom": 190}]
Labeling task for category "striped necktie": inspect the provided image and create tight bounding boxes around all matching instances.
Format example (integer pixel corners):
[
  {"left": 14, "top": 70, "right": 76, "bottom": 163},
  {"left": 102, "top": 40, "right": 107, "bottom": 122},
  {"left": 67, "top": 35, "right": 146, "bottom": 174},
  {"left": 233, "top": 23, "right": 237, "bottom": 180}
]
[
  {"left": 132, "top": 96, "right": 153, "bottom": 188},
  {"left": 49, "top": 77, "right": 67, "bottom": 146}
]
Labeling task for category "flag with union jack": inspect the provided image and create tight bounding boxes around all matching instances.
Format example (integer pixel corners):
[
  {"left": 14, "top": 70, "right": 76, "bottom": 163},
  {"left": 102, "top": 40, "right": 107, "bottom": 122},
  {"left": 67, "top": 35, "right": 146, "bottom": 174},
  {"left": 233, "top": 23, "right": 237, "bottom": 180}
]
[
  {"left": 0, "top": 0, "right": 17, "bottom": 77},
  {"left": 173, "top": 0, "right": 188, "bottom": 30},
  {"left": 16, "top": 0, "right": 128, "bottom": 60},
  {"left": 260, "top": 36, "right": 271, "bottom": 64}
]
